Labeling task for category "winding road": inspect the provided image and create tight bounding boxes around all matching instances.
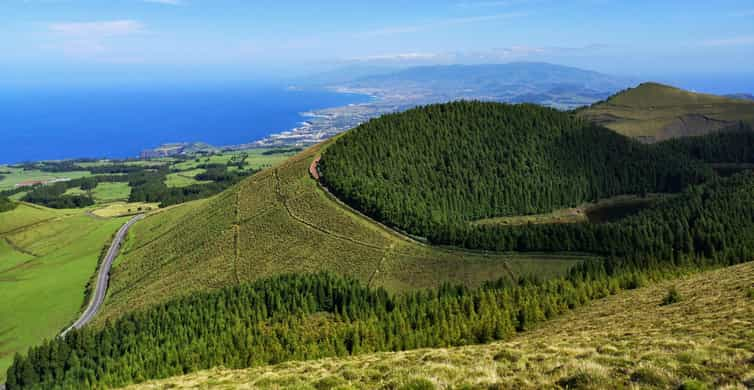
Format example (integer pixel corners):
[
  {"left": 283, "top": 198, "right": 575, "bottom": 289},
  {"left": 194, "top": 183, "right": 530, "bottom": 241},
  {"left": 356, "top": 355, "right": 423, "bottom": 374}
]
[{"left": 60, "top": 214, "right": 144, "bottom": 337}]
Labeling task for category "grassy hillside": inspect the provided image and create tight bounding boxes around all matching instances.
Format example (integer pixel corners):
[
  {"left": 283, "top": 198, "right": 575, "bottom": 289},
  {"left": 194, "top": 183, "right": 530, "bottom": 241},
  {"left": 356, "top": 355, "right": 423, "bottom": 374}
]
[
  {"left": 0, "top": 203, "right": 126, "bottom": 381},
  {"left": 577, "top": 82, "right": 754, "bottom": 142},
  {"left": 130, "top": 261, "right": 754, "bottom": 389},
  {"left": 98, "top": 140, "right": 586, "bottom": 325}
]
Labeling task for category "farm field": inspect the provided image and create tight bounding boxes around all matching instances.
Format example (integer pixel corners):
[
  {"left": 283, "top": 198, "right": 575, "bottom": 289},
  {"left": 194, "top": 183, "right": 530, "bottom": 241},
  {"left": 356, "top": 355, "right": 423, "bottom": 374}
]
[
  {"left": 0, "top": 167, "right": 90, "bottom": 191},
  {"left": 164, "top": 169, "right": 211, "bottom": 188},
  {"left": 172, "top": 148, "right": 300, "bottom": 172},
  {"left": 64, "top": 182, "right": 131, "bottom": 203},
  {"left": 131, "top": 260, "right": 754, "bottom": 389},
  {"left": 90, "top": 182, "right": 132, "bottom": 202},
  {"left": 91, "top": 202, "right": 160, "bottom": 218},
  {"left": 98, "top": 141, "right": 588, "bottom": 325},
  {"left": 0, "top": 203, "right": 126, "bottom": 381},
  {"left": 0, "top": 147, "right": 300, "bottom": 201}
]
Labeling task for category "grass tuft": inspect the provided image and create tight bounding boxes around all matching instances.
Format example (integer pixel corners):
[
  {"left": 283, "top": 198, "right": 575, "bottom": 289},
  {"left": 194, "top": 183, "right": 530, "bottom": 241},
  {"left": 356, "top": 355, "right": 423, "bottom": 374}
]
[
  {"left": 492, "top": 349, "right": 522, "bottom": 363},
  {"left": 397, "top": 378, "right": 436, "bottom": 390},
  {"left": 678, "top": 379, "right": 708, "bottom": 390},
  {"left": 629, "top": 367, "right": 669, "bottom": 387},
  {"left": 555, "top": 371, "right": 605, "bottom": 390},
  {"left": 661, "top": 286, "right": 682, "bottom": 306}
]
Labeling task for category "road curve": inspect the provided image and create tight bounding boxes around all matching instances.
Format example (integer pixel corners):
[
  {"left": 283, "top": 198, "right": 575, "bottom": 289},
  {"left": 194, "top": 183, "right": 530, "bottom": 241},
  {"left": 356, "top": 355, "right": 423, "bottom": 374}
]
[{"left": 61, "top": 214, "right": 144, "bottom": 337}]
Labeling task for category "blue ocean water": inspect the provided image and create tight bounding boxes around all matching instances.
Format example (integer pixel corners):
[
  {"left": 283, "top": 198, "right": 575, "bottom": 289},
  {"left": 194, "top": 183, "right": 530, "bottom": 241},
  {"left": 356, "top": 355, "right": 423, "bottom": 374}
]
[{"left": 0, "top": 83, "right": 370, "bottom": 164}]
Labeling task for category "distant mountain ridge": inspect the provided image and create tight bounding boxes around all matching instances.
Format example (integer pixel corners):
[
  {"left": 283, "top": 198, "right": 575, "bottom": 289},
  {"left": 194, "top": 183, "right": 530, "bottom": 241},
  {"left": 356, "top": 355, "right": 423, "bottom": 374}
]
[
  {"left": 326, "top": 62, "right": 634, "bottom": 109},
  {"left": 726, "top": 93, "right": 754, "bottom": 101},
  {"left": 351, "top": 62, "right": 629, "bottom": 90}
]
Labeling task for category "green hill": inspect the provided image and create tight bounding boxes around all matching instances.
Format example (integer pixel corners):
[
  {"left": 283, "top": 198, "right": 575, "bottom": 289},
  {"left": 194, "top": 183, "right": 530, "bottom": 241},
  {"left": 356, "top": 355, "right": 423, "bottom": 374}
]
[
  {"left": 97, "top": 141, "right": 584, "bottom": 325},
  {"left": 320, "top": 101, "right": 711, "bottom": 239},
  {"left": 577, "top": 82, "right": 754, "bottom": 142},
  {"left": 130, "top": 260, "right": 754, "bottom": 389}
]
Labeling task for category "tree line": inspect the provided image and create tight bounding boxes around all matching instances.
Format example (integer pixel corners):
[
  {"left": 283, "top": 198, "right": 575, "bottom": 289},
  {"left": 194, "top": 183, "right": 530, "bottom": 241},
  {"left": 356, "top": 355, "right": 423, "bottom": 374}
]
[
  {"left": 127, "top": 164, "right": 257, "bottom": 207},
  {"left": 430, "top": 173, "right": 754, "bottom": 261},
  {"left": 0, "top": 196, "right": 16, "bottom": 213}
]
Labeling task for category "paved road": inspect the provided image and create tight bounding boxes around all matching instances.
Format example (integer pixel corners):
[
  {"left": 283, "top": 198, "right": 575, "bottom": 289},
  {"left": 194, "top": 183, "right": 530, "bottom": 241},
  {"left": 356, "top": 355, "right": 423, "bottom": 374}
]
[{"left": 60, "top": 214, "right": 144, "bottom": 337}]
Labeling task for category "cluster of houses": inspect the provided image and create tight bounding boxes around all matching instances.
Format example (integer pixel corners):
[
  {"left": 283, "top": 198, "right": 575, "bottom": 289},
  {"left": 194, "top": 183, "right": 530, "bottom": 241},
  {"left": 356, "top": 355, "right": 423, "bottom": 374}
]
[{"left": 14, "top": 177, "right": 71, "bottom": 188}]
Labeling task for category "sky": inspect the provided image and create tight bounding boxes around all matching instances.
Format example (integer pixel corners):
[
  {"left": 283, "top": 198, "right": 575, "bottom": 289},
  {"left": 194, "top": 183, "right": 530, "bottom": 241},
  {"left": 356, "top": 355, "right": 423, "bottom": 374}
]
[{"left": 2, "top": 0, "right": 754, "bottom": 87}]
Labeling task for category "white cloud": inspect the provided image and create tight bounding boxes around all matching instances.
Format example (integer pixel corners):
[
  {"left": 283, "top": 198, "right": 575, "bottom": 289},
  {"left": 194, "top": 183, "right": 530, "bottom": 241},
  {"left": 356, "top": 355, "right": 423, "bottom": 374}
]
[
  {"left": 45, "top": 20, "right": 146, "bottom": 62},
  {"left": 49, "top": 20, "right": 145, "bottom": 36},
  {"left": 349, "top": 52, "right": 444, "bottom": 62},
  {"left": 457, "top": 1, "right": 527, "bottom": 8},
  {"left": 701, "top": 35, "right": 754, "bottom": 47},
  {"left": 729, "top": 9, "right": 754, "bottom": 17},
  {"left": 142, "top": 0, "right": 183, "bottom": 5},
  {"left": 342, "top": 44, "right": 608, "bottom": 65},
  {"left": 360, "top": 13, "right": 526, "bottom": 37}
]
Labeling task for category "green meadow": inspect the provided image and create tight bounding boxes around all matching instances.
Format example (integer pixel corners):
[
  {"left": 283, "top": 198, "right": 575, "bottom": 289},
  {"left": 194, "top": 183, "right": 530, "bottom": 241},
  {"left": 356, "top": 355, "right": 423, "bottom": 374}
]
[{"left": 0, "top": 203, "right": 126, "bottom": 381}]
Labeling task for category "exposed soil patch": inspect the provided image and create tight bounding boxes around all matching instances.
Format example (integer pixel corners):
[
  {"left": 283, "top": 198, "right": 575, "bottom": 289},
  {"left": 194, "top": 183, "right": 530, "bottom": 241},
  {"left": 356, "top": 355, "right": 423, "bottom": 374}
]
[
  {"left": 309, "top": 157, "right": 321, "bottom": 180},
  {"left": 473, "top": 194, "right": 664, "bottom": 226},
  {"left": 584, "top": 198, "right": 656, "bottom": 223}
]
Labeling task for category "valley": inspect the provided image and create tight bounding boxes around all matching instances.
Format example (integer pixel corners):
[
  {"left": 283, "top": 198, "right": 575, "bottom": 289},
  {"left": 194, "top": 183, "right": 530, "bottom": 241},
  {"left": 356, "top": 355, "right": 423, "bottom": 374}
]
[{"left": 3, "top": 83, "right": 754, "bottom": 389}]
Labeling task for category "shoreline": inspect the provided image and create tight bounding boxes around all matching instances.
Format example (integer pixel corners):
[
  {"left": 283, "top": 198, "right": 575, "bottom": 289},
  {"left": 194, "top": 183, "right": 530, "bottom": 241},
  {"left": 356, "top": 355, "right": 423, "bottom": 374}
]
[{"left": 136, "top": 87, "right": 387, "bottom": 159}]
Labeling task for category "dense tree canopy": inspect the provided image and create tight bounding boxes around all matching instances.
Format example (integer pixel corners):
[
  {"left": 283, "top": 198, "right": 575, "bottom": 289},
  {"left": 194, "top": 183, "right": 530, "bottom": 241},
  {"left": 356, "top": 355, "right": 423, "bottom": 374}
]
[
  {"left": 21, "top": 182, "right": 94, "bottom": 209},
  {"left": 658, "top": 122, "right": 754, "bottom": 164},
  {"left": 320, "top": 101, "right": 712, "bottom": 237},
  {"left": 0, "top": 196, "right": 16, "bottom": 213},
  {"left": 431, "top": 173, "right": 754, "bottom": 262}
]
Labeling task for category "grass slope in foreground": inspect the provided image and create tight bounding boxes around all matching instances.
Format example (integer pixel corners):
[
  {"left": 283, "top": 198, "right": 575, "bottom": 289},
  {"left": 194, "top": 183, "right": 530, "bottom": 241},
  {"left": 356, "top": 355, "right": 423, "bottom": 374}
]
[
  {"left": 0, "top": 203, "right": 126, "bottom": 381},
  {"left": 132, "top": 261, "right": 754, "bottom": 389},
  {"left": 577, "top": 82, "right": 754, "bottom": 142},
  {"left": 98, "top": 141, "right": 586, "bottom": 325}
]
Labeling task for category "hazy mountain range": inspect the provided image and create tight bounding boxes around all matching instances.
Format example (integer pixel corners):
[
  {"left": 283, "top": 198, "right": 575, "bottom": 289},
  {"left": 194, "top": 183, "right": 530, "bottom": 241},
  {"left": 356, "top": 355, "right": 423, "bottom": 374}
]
[{"left": 319, "top": 62, "right": 636, "bottom": 109}]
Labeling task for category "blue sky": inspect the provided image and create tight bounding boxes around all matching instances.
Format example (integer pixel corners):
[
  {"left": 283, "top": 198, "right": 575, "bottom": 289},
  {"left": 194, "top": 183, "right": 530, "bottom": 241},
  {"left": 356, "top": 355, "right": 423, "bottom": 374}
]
[{"left": 2, "top": 0, "right": 754, "bottom": 86}]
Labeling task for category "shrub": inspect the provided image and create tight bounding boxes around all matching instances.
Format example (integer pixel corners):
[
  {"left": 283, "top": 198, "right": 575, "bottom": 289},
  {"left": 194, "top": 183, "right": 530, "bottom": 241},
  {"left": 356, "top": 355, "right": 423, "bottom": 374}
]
[
  {"left": 747, "top": 288, "right": 754, "bottom": 299},
  {"left": 556, "top": 371, "right": 604, "bottom": 389},
  {"left": 630, "top": 367, "right": 668, "bottom": 387},
  {"left": 398, "top": 378, "right": 436, "bottom": 390},
  {"left": 661, "top": 286, "right": 682, "bottom": 306},
  {"left": 493, "top": 349, "right": 522, "bottom": 363},
  {"left": 314, "top": 375, "right": 348, "bottom": 390},
  {"left": 678, "top": 379, "right": 708, "bottom": 390}
]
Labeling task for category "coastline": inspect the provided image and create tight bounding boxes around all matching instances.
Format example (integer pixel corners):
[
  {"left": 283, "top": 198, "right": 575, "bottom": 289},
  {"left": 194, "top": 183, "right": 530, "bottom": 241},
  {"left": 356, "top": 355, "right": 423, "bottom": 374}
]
[
  {"left": 137, "top": 87, "right": 388, "bottom": 158},
  {"left": 227, "top": 87, "right": 389, "bottom": 149}
]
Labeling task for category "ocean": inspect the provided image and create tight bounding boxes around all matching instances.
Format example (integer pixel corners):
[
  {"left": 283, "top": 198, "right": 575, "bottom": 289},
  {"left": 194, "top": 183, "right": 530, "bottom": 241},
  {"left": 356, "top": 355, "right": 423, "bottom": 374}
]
[{"left": 0, "top": 83, "right": 370, "bottom": 164}]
